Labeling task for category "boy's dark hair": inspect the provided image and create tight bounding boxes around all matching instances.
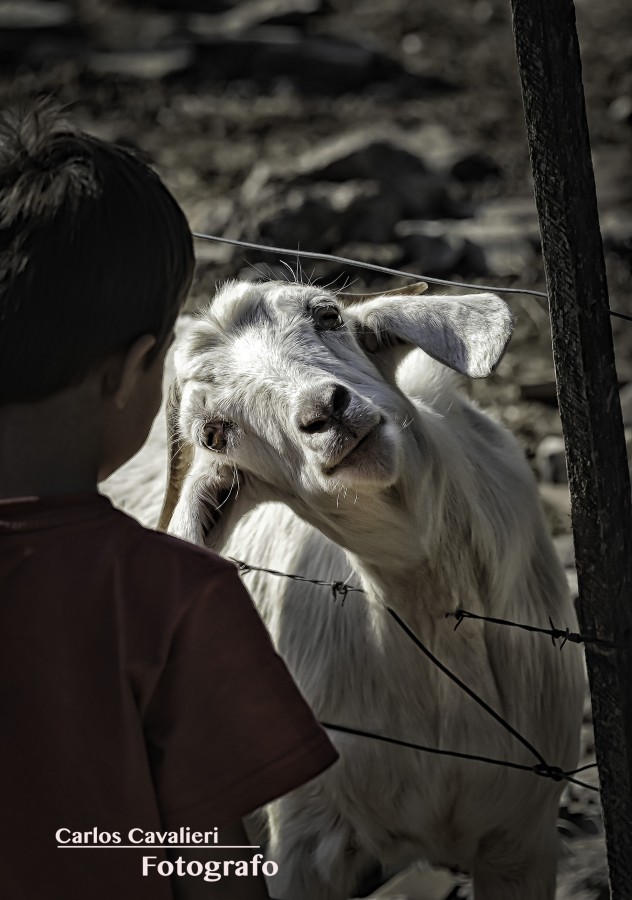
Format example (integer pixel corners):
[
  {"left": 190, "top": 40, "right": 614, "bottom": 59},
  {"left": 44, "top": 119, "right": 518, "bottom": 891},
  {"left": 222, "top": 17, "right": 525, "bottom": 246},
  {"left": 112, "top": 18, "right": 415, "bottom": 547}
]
[{"left": 0, "top": 103, "right": 194, "bottom": 404}]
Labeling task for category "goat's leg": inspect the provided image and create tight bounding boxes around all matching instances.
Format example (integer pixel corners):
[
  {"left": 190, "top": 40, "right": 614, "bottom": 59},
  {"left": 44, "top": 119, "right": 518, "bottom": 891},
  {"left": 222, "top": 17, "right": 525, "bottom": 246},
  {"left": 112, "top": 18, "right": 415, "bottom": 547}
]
[
  {"left": 265, "top": 793, "right": 371, "bottom": 900},
  {"left": 472, "top": 823, "right": 559, "bottom": 900}
]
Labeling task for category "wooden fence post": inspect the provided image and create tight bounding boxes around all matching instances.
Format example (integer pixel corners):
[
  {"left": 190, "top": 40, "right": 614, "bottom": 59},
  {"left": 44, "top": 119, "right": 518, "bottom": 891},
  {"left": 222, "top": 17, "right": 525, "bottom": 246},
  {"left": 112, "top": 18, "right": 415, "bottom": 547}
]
[{"left": 510, "top": 0, "right": 632, "bottom": 895}]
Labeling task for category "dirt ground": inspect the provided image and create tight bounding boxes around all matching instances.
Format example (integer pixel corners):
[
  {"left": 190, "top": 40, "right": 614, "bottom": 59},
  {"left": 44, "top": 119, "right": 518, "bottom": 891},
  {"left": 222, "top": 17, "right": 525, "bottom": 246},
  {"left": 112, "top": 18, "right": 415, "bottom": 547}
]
[{"left": 4, "top": 0, "right": 632, "bottom": 896}]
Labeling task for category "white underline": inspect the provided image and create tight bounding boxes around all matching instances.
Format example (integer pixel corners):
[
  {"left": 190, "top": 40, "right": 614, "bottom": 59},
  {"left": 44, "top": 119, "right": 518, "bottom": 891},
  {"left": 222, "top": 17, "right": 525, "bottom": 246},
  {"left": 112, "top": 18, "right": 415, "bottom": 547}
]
[{"left": 57, "top": 844, "right": 260, "bottom": 849}]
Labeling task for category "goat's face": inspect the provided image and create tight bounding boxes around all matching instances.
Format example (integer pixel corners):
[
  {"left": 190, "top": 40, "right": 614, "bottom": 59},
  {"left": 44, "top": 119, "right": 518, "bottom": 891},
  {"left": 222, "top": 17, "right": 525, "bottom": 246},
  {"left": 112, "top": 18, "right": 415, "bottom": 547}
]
[{"left": 161, "top": 280, "right": 513, "bottom": 544}]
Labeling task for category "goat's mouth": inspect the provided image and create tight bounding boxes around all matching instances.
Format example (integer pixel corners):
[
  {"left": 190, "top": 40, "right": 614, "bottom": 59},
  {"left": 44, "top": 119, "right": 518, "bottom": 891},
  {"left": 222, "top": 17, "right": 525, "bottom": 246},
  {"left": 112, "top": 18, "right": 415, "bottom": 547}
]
[{"left": 323, "top": 417, "right": 386, "bottom": 476}]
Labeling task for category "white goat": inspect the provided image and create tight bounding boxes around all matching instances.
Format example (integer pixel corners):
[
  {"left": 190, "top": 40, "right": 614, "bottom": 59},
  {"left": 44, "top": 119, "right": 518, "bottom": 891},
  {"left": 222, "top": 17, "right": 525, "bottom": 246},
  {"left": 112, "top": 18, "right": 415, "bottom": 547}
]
[{"left": 160, "top": 279, "right": 583, "bottom": 900}]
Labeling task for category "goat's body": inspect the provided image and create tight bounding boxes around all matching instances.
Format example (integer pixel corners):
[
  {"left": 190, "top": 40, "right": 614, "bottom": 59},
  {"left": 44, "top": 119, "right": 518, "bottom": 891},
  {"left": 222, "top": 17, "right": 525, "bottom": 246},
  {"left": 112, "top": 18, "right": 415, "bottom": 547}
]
[
  {"left": 164, "top": 283, "right": 584, "bottom": 899},
  {"left": 219, "top": 362, "right": 582, "bottom": 899}
]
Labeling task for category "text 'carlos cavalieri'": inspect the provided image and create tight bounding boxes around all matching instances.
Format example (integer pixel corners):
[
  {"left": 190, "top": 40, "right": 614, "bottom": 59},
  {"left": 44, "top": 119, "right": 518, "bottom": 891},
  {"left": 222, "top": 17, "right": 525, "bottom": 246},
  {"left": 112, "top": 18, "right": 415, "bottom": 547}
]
[{"left": 56, "top": 827, "right": 280, "bottom": 884}]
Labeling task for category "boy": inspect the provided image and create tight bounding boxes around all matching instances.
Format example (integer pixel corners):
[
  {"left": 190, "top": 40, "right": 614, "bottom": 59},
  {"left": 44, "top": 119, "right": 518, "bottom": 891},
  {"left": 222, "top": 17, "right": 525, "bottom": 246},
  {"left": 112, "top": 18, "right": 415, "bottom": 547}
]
[{"left": 0, "top": 105, "right": 338, "bottom": 900}]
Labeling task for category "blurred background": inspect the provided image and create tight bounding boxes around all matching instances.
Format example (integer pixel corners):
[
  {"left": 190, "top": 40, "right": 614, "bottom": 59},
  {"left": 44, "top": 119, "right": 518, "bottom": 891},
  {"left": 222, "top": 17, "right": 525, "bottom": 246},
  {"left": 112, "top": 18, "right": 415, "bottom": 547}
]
[
  {"left": 2, "top": 0, "right": 630, "bottom": 461},
  {"left": 3, "top": 0, "right": 631, "bottom": 896}
]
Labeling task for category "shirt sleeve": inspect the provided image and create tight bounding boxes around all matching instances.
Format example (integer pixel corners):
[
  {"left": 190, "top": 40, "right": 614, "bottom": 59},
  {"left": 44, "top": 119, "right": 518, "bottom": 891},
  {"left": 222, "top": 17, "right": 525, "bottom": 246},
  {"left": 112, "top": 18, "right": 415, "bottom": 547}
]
[{"left": 143, "top": 564, "right": 338, "bottom": 828}]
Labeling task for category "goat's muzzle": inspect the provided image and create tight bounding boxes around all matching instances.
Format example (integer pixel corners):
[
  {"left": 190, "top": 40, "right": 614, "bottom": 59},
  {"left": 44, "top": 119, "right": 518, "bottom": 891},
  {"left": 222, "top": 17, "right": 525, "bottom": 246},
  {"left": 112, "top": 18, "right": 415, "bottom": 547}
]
[{"left": 295, "top": 383, "right": 351, "bottom": 434}]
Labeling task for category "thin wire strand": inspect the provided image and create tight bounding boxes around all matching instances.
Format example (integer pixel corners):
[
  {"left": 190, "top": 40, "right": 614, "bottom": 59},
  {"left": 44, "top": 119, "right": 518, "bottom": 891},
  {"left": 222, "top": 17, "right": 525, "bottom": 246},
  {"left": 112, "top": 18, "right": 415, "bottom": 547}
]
[
  {"left": 232, "top": 558, "right": 597, "bottom": 790},
  {"left": 231, "top": 559, "right": 364, "bottom": 601},
  {"left": 566, "top": 762, "right": 599, "bottom": 776},
  {"left": 385, "top": 606, "right": 549, "bottom": 767},
  {"left": 321, "top": 723, "right": 599, "bottom": 792},
  {"left": 321, "top": 722, "right": 542, "bottom": 773},
  {"left": 193, "top": 232, "right": 631, "bottom": 323},
  {"left": 447, "top": 608, "right": 624, "bottom": 649},
  {"left": 192, "top": 231, "right": 548, "bottom": 298},
  {"left": 610, "top": 310, "right": 632, "bottom": 323}
]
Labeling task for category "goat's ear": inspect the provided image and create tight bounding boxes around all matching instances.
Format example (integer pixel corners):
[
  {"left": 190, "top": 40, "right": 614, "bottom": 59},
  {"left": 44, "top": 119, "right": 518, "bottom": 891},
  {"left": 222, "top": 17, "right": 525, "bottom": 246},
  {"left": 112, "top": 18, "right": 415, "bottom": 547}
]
[
  {"left": 158, "top": 379, "right": 194, "bottom": 531},
  {"left": 338, "top": 281, "right": 428, "bottom": 303},
  {"left": 159, "top": 379, "right": 255, "bottom": 548},
  {"left": 347, "top": 292, "right": 514, "bottom": 378}
]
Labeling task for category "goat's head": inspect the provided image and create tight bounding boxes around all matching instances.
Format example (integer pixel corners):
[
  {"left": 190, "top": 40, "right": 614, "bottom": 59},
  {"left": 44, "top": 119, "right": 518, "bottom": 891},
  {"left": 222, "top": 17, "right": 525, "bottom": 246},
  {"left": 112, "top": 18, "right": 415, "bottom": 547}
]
[{"left": 160, "top": 280, "right": 513, "bottom": 551}]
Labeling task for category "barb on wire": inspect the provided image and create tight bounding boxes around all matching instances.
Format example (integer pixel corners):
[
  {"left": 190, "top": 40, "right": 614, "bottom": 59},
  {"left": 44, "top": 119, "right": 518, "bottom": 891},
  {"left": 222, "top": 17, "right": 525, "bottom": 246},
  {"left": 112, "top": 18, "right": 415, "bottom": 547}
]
[
  {"left": 447, "top": 608, "right": 625, "bottom": 650},
  {"left": 234, "top": 557, "right": 599, "bottom": 792},
  {"left": 230, "top": 559, "right": 363, "bottom": 603}
]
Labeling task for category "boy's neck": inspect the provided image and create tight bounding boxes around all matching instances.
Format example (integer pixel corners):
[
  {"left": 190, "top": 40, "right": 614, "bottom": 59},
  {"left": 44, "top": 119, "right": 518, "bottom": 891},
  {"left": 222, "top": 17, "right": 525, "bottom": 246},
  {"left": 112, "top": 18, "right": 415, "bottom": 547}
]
[{"left": 0, "top": 383, "right": 102, "bottom": 499}]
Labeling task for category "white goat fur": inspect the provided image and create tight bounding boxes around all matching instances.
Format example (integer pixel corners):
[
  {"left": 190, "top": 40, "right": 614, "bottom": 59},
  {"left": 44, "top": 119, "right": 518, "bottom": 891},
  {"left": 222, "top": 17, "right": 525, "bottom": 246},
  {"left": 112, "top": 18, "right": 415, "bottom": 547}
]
[{"left": 161, "top": 280, "right": 583, "bottom": 900}]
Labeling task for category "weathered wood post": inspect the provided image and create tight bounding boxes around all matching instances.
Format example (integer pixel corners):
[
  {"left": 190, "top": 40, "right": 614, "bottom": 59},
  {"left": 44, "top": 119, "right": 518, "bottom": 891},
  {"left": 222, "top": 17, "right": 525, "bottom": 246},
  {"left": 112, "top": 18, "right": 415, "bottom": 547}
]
[{"left": 510, "top": 0, "right": 632, "bottom": 894}]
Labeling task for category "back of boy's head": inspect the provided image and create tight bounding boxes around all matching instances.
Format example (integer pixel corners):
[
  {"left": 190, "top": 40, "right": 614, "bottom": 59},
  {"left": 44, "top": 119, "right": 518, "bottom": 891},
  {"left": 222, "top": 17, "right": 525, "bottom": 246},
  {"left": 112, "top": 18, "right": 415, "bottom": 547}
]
[{"left": 0, "top": 103, "right": 194, "bottom": 405}]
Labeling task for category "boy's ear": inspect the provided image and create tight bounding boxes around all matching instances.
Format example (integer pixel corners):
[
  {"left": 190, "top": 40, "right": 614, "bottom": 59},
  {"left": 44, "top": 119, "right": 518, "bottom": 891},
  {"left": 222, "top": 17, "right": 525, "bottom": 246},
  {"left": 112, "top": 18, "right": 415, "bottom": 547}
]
[
  {"left": 345, "top": 292, "right": 514, "bottom": 378},
  {"left": 103, "top": 334, "right": 157, "bottom": 407}
]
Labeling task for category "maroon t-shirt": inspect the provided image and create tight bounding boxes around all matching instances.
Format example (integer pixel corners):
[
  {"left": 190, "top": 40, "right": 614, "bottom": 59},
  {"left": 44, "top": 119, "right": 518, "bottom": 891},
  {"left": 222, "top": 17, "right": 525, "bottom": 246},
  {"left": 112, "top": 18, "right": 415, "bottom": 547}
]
[{"left": 0, "top": 493, "right": 337, "bottom": 899}]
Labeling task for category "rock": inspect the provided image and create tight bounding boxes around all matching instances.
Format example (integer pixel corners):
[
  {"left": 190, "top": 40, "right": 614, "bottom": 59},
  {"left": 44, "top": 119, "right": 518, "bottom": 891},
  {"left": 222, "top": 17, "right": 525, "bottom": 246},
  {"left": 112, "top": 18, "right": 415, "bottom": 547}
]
[
  {"left": 257, "top": 187, "right": 341, "bottom": 248},
  {"left": 478, "top": 197, "right": 541, "bottom": 239},
  {"left": 394, "top": 213, "right": 538, "bottom": 277},
  {"left": 336, "top": 182, "right": 403, "bottom": 244},
  {"left": 403, "top": 123, "right": 456, "bottom": 171},
  {"left": 188, "top": 196, "right": 235, "bottom": 237},
  {"left": 188, "top": 200, "right": 237, "bottom": 270},
  {"left": 281, "top": 130, "right": 463, "bottom": 218},
  {"left": 454, "top": 218, "right": 537, "bottom": 276},
  {"left": 519, "top": 380, "right": 558, "bottom": 405},
  {"left": 290, "top": 131, "right": 430, "bottom": 183},
  {"left": 192, "top": 239, "right": 236, "bottom": 267},
  {"left": 592, "top": 146, "right": 632, "bottom": 209},
  {"left": 191, "top": 27, "right": 374, "bottom": 89},
  {"left": 536, "top": 435, "right": 567, "bottom": 484},
  {"left": 241, "top": 129, "right": 464, "bottom": 220},
  {"left": 0, "top": 0, "right": 81, "bottom": 64},
  {"left": 599, "top": 209, "right": 632, "bottom": 256},
  {"left": 189, "top": 26, "right": 443, "bottom": 95},
  {"left": 449, "top": 151, "right": 501, "bottom": 183},
  {"left": 0, "top": 1, "right": 72, "bottom": 28},
  {"left": 396, "top": 223, "right": 486, "bottom": 275},
  {"left": 187, "top": 0, "right": 322, "bottom": 35},
  {"left": 608, "top": 95, "right": 632, "bottom": 125},
  {"left": 405, "top": 125, "right": 501, "bottom": 184},
  {"left": 88, "top": 43, "right": 195, "bottom": 79},
  {"left": 472, "top": 0, "right": 495, "bottom": 24},
  {"left": 556, "top": 836, "right": 608, "bottom": 900},
  {"left": 241, "top": 180, "right": 403, "bottom": 250},
  {"left": 128, "top": 0, "right": 230, "bottom": 11}
]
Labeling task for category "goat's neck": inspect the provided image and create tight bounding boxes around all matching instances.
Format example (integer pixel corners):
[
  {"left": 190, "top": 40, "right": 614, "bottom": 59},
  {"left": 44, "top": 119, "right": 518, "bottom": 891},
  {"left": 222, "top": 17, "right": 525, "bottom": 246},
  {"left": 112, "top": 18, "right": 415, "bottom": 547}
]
[{"left": 288, "top": 408, "right": 495, "bottom": 626}]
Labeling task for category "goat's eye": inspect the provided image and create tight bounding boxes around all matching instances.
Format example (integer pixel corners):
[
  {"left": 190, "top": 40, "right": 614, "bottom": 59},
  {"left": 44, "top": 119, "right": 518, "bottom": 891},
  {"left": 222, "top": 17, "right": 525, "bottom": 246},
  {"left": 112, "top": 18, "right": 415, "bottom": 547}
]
[
  {"left": 313, "top": 306, "right": 343, "bottom": 331},
  {"left": 203, "top": 421, "right": 229, "bottom": 452}
]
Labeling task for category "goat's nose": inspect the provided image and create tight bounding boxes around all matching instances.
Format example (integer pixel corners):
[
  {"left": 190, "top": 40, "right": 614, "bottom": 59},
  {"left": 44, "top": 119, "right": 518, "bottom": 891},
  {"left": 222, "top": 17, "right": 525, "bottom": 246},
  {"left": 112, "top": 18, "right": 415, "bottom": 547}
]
[{"left": 296, "top": 384, "right": 351, "bottom": 434}]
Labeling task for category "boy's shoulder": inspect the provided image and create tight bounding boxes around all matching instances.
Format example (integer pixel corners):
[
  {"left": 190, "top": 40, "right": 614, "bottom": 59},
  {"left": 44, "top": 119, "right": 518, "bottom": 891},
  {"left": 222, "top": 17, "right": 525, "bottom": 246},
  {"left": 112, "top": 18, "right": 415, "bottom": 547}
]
[
  {"left": 106, "top": 501, "right": 237, "bottom": 603},
  {"left": 116, "top": 504, "right": 229, "bottom": 568}
]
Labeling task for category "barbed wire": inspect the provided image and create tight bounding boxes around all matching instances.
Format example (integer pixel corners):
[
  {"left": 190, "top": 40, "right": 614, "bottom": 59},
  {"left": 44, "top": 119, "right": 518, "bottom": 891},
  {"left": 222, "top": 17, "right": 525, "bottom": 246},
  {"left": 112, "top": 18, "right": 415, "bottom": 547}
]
[
  {"left": 446, "top": 608, "right": 625, "bottom": 649},
  {"left": 192, "top": 231, "right": 632, "bottom": 323},
  {"left": 321, "top": 722, "right": 596, "bottom": 791},
  {"left": 231, "top": 558, "right": 599, "bottom": 793},
  {"left": 231, "top": 559, "right": 364, "bottom": 603},
  {"left": 611, "top": 310, "right": 632, "bottom": 323}
]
